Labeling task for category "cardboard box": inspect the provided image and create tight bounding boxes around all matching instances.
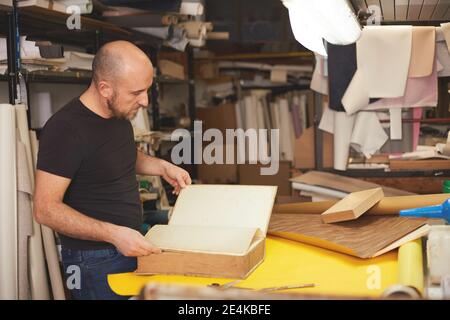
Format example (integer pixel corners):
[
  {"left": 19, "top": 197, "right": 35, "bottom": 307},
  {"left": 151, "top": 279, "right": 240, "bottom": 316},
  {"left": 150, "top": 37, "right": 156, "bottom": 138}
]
[
  {"left": 194, "top": 60, "right": 219, "bottom": 79},
  {"left": 136, "top": 185, "right": 277, "bottom": 279},
  {"left": 158, "top": 59, "right": 185, "bottom": 80},
  {"left": 197, "top": 104, "right": 238, "bottom": 183},
  {"left": 238, "top": 161, "right": 291, "bottom": 196},
  {"left": 198, "top": 162, "right": 238, "bottom": 184}
]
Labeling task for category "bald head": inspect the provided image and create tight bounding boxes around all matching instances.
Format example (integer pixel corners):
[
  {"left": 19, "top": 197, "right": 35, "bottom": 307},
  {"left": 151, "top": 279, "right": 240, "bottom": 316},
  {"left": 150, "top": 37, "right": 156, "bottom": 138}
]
[
  {"left": 92, "top": 40, "right": 153, "bottom": 85},
  {"left": 88, "top": 41, "right": 154, "bottom": 120}
]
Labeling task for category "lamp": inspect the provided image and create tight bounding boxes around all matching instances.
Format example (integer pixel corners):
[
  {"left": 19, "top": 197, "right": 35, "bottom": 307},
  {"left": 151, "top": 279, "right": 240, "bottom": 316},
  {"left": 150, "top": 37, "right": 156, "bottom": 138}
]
[{"left": 282, "top": 0, "right": 361, "bottom": 56}]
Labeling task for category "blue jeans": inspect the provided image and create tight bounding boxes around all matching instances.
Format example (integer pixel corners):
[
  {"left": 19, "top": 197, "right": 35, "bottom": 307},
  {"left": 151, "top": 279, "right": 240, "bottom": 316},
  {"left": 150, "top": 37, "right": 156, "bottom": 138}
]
[{"left": 61, "top": 247, "right": 136, "bottom": 300}]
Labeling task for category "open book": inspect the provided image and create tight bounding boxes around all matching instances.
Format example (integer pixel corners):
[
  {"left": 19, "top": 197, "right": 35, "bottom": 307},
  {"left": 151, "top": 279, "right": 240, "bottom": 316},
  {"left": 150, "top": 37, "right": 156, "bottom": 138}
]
[{"left": 145, "top": 184, "right": 277, "bottom": 256}]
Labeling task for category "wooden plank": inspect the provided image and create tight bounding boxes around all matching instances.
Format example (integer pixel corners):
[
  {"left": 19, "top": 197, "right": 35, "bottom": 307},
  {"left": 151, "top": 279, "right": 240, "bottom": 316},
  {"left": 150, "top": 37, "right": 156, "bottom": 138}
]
[
  {"left": 321, "top": 188, "right": 384, "bottom": 223},
  {"left": 389, "top": 160, "right": 450, "bottom": 171},
  {"left": 268, "top": 214, "right": 428, "bottom": 258},
  {"left": 408, "top": 0, "right": 425, "bottom": 20},
  {"left": 290, "top": 171, "right": 413, "bottom": 196},
  {"left": 362, "top": 177, "right": 449, "bottom": 194},
  {"left": 420, "top": 0, "right": 440, "bottom": 19},
  {"left": 395, "top": 0, "right": 409, "bottom": 20}
]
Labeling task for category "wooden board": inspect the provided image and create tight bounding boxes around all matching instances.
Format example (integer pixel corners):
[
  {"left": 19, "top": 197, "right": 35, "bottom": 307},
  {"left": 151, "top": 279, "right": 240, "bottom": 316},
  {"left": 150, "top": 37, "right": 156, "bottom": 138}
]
[
  {"left": 293, "top": 127, "right": 334, "bottom": 169},
  {"left": 389, "top": 160, "right": 450, "bottom": 171},
  {"left": 291, "top": 171, "right": 413, "bottom": 196},
  {"left": 321, "top": 188, "right": 384, "bottom": 223},
  {"left": 268, "top": 214, "right": 428, "bottom": 258}
]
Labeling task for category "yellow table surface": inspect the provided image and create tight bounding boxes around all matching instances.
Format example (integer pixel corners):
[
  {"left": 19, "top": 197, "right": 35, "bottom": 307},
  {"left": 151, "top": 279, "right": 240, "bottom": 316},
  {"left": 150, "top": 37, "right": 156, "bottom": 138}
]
[{"left": 108, "top": 236, "right": 399, "bottom": 298}]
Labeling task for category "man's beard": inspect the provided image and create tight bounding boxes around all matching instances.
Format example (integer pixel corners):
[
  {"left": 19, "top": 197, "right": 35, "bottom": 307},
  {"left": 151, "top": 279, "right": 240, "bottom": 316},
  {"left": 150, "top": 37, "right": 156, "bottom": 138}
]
[{"left": 106, "top": 94, "right": 136, "bottom": 120}]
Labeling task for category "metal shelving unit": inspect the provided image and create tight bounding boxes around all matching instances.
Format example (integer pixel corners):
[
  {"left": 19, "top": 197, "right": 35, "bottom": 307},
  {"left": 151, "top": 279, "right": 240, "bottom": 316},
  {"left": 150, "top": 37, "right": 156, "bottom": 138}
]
[{"left": 0, "top": 1, "right": 197, "bottom": 151}]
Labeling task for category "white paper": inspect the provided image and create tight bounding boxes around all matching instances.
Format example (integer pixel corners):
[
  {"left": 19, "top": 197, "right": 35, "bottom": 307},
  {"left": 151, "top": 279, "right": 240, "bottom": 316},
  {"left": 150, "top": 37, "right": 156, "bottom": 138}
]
[
  {"left": 350, "top": 112, "right": 388, "bottom": 159},
  {"left": 390, "top": 108, "right": 403, "bottom": 140},
  {"left": 0, "top": 104, "right": 17, "bottom": 299},
  {"left": 333, "top": 111, "right": 355, "bottom": 171},
  {"left": 30, "top": 92, "right": 53, "bottom": 129}
]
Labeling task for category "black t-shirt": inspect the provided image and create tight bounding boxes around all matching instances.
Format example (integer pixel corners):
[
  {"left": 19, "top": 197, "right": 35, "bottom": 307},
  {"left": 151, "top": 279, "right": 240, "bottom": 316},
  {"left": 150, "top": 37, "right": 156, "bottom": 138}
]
[{"left": 37, "top": 98, "right": 142, "bottom": 250}]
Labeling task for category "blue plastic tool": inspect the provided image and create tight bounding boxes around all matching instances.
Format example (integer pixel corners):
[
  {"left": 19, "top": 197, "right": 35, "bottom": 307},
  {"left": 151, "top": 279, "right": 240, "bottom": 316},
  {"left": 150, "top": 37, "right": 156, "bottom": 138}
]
[{"left": 400, "top": 198, "right": 450, "bottom": 223}]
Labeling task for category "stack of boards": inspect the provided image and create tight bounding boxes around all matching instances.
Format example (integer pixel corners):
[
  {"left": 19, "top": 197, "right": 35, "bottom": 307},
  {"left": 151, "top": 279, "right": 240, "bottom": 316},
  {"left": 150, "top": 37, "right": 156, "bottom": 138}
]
[{"left": 270, "top": 187, "right": 438, "bottom": 259}]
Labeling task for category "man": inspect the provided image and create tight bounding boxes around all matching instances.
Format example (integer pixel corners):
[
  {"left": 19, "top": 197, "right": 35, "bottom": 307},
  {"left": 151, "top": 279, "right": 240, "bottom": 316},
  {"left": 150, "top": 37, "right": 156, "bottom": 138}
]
[{"left": 33, "top": 41, "right": 192, "bottom": 300}]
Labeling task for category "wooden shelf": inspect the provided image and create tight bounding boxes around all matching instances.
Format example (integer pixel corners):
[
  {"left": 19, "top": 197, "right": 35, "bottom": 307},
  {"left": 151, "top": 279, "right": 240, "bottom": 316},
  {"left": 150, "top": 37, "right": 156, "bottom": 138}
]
[
  {"left": 0, "top": 6, "right": 162, "bottom": 49},
  {"left": 0, "top": 70, "right": 191, "bottom": 85}
]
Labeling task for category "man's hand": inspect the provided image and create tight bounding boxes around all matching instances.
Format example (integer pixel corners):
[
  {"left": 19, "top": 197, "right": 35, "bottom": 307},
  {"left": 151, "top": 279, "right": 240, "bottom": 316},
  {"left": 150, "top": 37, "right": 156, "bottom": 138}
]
[
  {"left": 161, "top": 161, "right": 192, "bottom": 195},
  {"left": 110, "top": 225, "right": 162, "bottom": 257}
]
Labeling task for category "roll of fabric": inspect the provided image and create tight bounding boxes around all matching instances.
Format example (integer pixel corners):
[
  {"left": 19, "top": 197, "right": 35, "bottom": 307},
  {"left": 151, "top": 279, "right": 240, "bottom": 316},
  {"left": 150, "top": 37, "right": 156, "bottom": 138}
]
[
  {"left": 180, "top": 0, "right": 204, "bottom": 15},
  {"left": 16, "top": 105, "right": 50, "bottom": 300},
  {"left": 133, "top": 26, "right": 173, "bottom": 40},
  {"left": 17, "top": 141, "right": 33, "bottom": 300},
  {"left": 0, "top": 104, "right": 18, "bottom": 300},
  {"left": 56, "top": 0, "right": 93, "bottom": 14},
  {"left": 30, "top": 92, "right": 53, "bottom": 129},
  {"left": 165, "top": 26, "right": 189, "bottom": 51},
  {"left": 278, "top": 98, "right": 295, "bottom": 162},
  {"left": 29, "top": 132, "right": 66, "bottom": 300}
]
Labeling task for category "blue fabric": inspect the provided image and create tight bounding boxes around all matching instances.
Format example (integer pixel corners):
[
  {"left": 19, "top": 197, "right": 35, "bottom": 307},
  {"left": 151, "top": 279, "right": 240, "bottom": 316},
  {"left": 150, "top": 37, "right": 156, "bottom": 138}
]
[{"left": 61, "top": 247, "right": 136, "bottom": 300}]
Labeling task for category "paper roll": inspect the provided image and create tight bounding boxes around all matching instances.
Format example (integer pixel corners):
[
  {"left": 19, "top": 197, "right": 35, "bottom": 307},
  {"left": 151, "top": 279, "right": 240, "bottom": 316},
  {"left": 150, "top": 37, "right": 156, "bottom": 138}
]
[
  {"left": 273, "top": 194, "right": 450, "bottom": 216},
  {"left": 278, "top": 98, "right": 294, "bottom": 162},
  {"left": 244, "top": 96, "right": 258, "bottom": 162},
  {"left": 17, "top": 140, "right": 32, "bottom": 300},
  {"left": 133, "top": 26, "right": 172, "bottom": 39},
  {"left": 30, "top": 92, "right": 53, "bottom": 129},
  {"left": 16, "top": 105, "right": 50, "bottom": 300},
  {"left": 333, "top": 111, "right": 355, "bottom": 171},
  {"left": 397, "top": 239, "right": 424, "bottom": 296},
  {"left": 180, "top": 2, "right": 204, "bottom": 15},
  {"left": 390, "top": 109, "right": 403, "bottom": 140},
  {"left": 0, "top": 104, "right": 18, "bottom": 299},
  {"left": 30, "top": 132, "right": 66, "bottom": 300},
  {"left": 131, "top": 108, "right": 150, "bottom": 133}
]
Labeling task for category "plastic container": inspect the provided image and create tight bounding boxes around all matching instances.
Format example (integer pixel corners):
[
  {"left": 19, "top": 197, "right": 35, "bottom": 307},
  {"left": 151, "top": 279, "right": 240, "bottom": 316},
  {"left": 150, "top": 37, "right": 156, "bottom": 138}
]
[
  {"left": 427, "top": 225, "right": 450, "bottom": 284},
  {"left": 443, "top": 180, "right": 450, "bottom": 194}
]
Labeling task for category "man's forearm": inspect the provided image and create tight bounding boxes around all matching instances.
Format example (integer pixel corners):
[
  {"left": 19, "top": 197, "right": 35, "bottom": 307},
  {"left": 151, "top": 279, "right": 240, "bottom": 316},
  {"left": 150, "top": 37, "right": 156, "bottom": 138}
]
[
  {"left": 35, "top": 201, "right": 118, "bottom": 244},
  {"left": 135, "top": 150, "right": 168, "bottom": 176}
]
